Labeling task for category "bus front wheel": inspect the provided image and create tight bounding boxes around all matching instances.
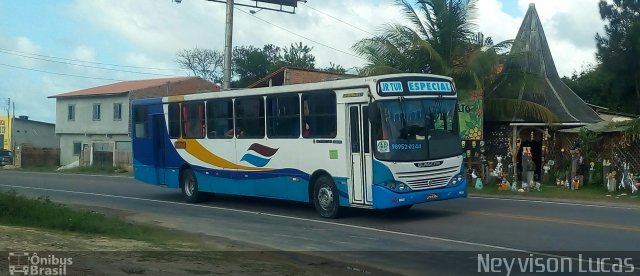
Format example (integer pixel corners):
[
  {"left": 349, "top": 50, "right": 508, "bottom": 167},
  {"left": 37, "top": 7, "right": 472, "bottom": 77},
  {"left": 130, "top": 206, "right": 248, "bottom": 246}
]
[
  {"left": 313, "top": 175, "right": 341, "bottom": 219},
  {"left": 181, "top": 169, "right": 209, "bottom": 203}
]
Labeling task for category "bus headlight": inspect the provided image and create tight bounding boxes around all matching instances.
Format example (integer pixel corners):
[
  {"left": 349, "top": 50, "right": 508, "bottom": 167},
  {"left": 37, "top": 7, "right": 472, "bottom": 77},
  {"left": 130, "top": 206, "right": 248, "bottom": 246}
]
[
  {"left": 447, "top": 174, "right": 464, "bottom": 187},
  {"left": 379, "top": 181, "right": 412, "bottom": 193}
]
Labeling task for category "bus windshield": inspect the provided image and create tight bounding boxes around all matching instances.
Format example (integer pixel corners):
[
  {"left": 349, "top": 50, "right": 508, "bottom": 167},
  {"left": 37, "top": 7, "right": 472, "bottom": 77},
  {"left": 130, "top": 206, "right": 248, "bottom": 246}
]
[{"left": 371, "top": 98, "right": 461, "bottom": 162}]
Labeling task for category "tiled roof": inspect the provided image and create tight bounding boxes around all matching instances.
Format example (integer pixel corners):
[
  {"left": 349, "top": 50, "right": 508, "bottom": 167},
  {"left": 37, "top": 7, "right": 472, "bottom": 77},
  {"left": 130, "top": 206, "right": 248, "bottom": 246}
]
[
  {"left": 248, "top": 67, "right": 355, "bottom": 88},
  {"left": 49, "top": 77, "right": 195, "bottom": 98}
]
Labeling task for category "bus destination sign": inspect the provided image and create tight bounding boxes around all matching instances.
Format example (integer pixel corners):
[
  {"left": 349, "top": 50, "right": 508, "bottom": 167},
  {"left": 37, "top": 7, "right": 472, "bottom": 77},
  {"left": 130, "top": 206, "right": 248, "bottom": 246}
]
[
  {"left": 407, "top": 81, "right": 452, "bottom": 93},
  {"left": 378, "top": 78, "right": 454, "bottom": 96},
  {"left": 379, "top": 81, "right": 403, "bottom": 93}
]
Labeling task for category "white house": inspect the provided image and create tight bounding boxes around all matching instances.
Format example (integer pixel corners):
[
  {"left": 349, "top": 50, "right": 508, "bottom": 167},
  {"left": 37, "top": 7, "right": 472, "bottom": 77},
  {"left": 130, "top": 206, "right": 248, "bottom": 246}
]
[{"left": 49, "top": 77, "right": 219, "bottom": 167}]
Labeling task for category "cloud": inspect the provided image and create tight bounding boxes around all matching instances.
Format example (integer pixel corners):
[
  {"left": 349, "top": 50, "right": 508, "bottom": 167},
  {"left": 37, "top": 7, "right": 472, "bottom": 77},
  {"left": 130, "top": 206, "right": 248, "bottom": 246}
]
[
  {"left": 68, "top": 0, "right": 403, "bottom": 71},
  {"left": 475, "top": 0, "right": 604, "bottom": 77},
  {"left": 71, "top": 46, "right": 96, "bottom": 62},
  {"left": 476, "top": 0, "right": 522, "bottom": 43}
]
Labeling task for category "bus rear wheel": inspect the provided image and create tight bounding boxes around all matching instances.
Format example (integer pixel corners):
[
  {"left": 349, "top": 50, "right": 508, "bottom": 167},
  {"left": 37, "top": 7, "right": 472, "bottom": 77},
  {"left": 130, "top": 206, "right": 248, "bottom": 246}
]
[
  {"left": 181, "top": 169, "right": 209, "bottom": 203},
  {"left": 313, "top": 175, "right": 341, "bottom": 219}
]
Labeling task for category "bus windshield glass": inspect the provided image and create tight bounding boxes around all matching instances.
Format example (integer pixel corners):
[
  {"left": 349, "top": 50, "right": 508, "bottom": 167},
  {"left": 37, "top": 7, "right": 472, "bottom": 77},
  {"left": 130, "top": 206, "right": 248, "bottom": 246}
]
[{"left": 371, "top": 98, "right": 461, "bottom": 162}]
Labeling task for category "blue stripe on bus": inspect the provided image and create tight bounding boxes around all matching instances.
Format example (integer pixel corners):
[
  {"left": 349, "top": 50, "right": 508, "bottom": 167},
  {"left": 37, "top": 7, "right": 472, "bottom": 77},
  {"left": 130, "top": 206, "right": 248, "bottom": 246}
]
[
  {"left": 372, "top": 180, "right": 467, "bottom": 209},
  {"left": 134, "top": 158, "right": 350, "bottom": 205},
  {"left": 372, "top": 160, "right": 394, "bottom": 185}
]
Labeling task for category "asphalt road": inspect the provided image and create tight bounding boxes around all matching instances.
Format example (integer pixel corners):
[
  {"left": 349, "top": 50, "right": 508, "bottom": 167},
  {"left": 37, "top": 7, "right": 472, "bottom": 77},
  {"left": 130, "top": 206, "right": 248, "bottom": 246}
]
[{"left": 2, "top": 170, "right": 640, "bottom": 275}]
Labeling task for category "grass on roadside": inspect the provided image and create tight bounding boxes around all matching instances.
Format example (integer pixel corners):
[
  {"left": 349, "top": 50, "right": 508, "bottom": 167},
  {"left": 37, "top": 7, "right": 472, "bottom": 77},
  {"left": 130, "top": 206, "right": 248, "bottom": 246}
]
[
  {"left": 469, "top": 182, "right": 639, "bottom": 205},
  {"left": 0, "top": 189, "right": 178, "bottom": 244}
]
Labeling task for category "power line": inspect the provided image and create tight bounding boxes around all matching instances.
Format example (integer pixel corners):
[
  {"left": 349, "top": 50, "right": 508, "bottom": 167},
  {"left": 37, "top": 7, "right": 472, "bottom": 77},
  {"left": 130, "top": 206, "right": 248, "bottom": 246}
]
[
  {"left": 300, "top": 2, "right": 376, "bottom": 37},
  {"left": 236, "top": 8, "right": 367, "bottom": 62},
  {"left": 0, "top": 47, "right": 180, "bottom": 72},
  {"left": 0, "top": 63, "right": 126, "bottom": 82},
  {"left": 0, "top": 49, "right": 176, "bottom": 77}
]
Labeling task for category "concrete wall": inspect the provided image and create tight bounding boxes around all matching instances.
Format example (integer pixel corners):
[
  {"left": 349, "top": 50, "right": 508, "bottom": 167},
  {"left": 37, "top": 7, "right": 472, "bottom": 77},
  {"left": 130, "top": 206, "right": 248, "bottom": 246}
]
[
  {"left": 12, "top": 118, "right": 59, "bottom": 149},
  {"left": 59, "top": 133, "right": 130, "bottom": 166},
  {"left": 55, "top": 94, "right": 130, "bottom": 136}
]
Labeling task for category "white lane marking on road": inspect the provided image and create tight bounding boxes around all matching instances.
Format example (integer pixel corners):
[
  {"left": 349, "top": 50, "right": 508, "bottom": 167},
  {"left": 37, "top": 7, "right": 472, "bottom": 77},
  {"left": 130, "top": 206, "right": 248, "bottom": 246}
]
[
  {"left": 272, "top": 233, "right": 313, "bottom": 240},
  {"left": 349, "top": 235, "right": 379, "bottom": 241},
  {"left": 1, "top": 183, "right": 637, "bottom": 271},
  {"left": 469, "top": 196, "right": 640, "bottom": 211}
]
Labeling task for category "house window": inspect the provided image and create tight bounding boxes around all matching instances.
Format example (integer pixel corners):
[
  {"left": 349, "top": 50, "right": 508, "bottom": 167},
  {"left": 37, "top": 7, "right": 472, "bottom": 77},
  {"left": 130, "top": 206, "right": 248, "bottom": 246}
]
[
  {"left": 181, "top": 102, "right": 206, "bottom": 139},
  {"left": 206, "top": 99, "right": 233, "bottom": 139},
  {"left": 235, "top": 97, "right": 265, "bottom": 139},
  {"left": 267, "top": 94, "right": 300, "bottom": 138},
  {"left": 302, "top": 92, "right": 337, "bottom": 138},
  {"left": 113, "top": 103, "right": 122, "bottom": 120},
  {"left": 68, "top": 104, "right": 75, "bottom": 121},
  {"left": 93, "top": 103, "right": 101, "bottom": 121},
  {"left": 73, "top": 142, "right": 82, "bottom": 156}
]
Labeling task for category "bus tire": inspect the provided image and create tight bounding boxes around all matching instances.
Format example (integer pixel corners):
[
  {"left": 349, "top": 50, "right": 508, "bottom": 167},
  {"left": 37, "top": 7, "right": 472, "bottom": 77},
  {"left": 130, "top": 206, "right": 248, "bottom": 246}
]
[
  {"left": 313, "top": 175, "right": 341, "bottom": 219},
  {"left": 181, "top": 169, "right": 208, "bottom": 203}
]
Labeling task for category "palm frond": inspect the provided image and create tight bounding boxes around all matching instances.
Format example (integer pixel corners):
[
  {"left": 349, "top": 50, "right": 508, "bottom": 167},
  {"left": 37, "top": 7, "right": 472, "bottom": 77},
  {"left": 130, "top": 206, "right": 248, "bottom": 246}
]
[
  {"left": 393, "top": 0, "right": 430, "bottom": 39},
  {"left": 485, "top": 98, "right": 559, "bottom": 124}
]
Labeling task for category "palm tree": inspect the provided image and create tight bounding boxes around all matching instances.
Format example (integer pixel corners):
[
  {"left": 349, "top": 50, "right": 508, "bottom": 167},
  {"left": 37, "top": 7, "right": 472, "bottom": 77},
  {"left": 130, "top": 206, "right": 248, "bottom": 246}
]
[{"left": 352, "top": 0, "right": 557, "bottom": 122}]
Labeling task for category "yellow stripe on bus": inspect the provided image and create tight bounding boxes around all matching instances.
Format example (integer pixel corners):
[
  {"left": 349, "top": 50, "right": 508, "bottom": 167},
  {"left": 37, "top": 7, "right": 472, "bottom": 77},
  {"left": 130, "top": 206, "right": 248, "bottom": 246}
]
[
  {"left": 177, "top": 139, "right": 271, "bottom": 171},
  {"left": 168, "top": 95, "right": 184, "bottom": 102}
]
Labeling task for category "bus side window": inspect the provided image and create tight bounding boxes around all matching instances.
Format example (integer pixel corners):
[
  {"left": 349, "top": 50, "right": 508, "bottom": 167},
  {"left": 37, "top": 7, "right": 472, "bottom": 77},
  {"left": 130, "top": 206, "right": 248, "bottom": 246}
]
[
  {"left": 267, "top": 94, "right": 300, "bottom": 138},
  {"left": 168, "top": 103, "right": 180, "bottom": 138},
  {"left": 181, "top": 102, "right": 205, "bottom": 139},
  {"left": 302, "top": 92, "right": 337, "bottom": 138},
  {"left": 207, "top": 99, "right": 233, "bottom": 139},
  {"left": 134, "top": 106, "right": 147, "bottom": 138},
  {"left": 235, "top": 97, "right": 265, "bottom": 139}
]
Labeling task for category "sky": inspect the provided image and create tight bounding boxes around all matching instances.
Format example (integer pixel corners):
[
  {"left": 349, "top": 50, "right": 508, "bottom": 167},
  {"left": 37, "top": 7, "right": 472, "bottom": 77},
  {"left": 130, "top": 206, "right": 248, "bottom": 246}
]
[{"left": 0, "top": 0, "right": 606, "bottom": 124}]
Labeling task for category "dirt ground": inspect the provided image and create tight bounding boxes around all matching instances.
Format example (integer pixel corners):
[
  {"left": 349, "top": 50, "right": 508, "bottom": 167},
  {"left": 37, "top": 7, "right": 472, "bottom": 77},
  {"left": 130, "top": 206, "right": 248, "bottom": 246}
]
[{"left": 0, "top": 224, "right": 396, "bottom": 276}]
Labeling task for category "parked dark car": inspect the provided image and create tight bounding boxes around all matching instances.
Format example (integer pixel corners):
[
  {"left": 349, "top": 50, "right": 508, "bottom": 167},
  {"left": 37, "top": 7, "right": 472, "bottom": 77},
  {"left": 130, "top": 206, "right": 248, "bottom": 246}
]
[{"left": 0, "top": 150, "right": 12, "bottom": 166}]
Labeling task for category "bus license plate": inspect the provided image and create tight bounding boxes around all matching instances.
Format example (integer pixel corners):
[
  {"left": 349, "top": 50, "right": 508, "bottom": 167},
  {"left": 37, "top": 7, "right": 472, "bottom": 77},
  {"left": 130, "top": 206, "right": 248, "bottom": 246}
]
[{"left": 426, "top": 193, "right": 439, "bottom": 200}]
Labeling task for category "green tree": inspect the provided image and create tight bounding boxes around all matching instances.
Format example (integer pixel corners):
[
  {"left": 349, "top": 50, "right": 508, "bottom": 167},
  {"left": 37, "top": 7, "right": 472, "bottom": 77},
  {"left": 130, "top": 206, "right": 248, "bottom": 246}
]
[
  {"left": 322, "top": 62, "right": 347, "bottom": 74},
  {"left": 232, "top": 44, "right": 282, "bottom": 87},
  {"left": 282, "top": 42, "right": 316, "bottom": 69},
  {"left": 595, "top": 0, "right": 640, "bottom": 113},
  {"left": 176, "top": 47, "right": 224, "bottom": 83},
  {"left": 561, "top": 65, "right": 628, "bottom": 111},
  {"left": 352, "top": 0, "right": 555, "bottom": 122}
]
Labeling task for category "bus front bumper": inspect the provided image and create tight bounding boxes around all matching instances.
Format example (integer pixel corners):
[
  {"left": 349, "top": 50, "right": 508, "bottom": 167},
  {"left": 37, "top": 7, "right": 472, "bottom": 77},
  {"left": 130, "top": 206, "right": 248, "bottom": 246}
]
[{"left": 371, "top": 182, "right": 467, "bottom": 209}]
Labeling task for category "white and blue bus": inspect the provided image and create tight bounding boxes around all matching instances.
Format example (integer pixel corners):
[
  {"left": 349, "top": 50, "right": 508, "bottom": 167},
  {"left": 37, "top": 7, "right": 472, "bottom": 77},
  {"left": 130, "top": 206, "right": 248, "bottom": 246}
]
[{"left": 131, "top": 73, "right": 466, "bottom": 218}]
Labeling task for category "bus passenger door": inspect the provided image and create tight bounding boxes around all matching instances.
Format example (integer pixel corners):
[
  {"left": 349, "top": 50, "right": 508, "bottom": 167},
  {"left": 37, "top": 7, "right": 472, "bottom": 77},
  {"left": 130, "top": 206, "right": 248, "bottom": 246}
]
[
  {"left": 152, "top": 114, "right": 166, "bottom": 185},
  {"left": 348, "top": 104, "right": 373, "bottom": 205}
]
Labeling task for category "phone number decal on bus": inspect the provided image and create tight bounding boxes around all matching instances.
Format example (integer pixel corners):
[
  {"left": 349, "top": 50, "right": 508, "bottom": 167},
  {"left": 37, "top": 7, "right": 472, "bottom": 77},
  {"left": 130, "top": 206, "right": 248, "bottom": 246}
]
[{"left": 391, "top": 143, "right": 423, "bottom": 150}]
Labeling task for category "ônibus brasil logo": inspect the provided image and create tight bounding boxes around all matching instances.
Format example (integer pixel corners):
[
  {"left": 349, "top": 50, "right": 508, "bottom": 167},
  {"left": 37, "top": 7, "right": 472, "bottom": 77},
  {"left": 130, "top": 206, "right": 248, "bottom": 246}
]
[{"left": 8, "top": 252, "right": 73, "bottom": 276}]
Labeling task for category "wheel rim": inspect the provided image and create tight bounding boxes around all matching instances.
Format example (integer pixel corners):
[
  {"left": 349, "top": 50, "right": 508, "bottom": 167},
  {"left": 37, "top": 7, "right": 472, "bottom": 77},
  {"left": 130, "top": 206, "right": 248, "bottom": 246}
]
[
  {"left": 184, "top": 175, "right": 195, "bottom": 197},
  {"left": 318, "top": 185, "right": 334, "bottom": 210}
]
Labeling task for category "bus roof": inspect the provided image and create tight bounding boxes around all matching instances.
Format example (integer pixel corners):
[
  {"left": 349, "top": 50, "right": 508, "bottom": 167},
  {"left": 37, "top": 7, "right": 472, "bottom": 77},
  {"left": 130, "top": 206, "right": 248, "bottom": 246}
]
[{"left": 131, "top": 73, "right": 455, "bottom": 104}]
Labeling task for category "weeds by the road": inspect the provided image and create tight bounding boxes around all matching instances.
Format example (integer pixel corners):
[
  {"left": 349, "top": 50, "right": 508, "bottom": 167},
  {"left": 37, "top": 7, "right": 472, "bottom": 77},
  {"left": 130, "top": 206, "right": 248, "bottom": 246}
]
[
  {"left": 10, "top": 165, "right": 132, "bottom": 176},
  {"left": 469, "top": 183, "right": 639, "bottom": 205},
  {"left": 0, "top": 190, "right": 379, "bottom": 276},
  {"left": 0, "top": 189, "right": 173, "bottom": 244}
]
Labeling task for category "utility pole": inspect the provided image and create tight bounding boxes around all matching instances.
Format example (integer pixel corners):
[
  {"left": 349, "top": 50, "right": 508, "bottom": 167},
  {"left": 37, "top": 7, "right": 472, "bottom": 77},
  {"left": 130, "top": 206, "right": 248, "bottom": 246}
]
[
  {"left": 223, "top": 0, "right": 234, "bottom": 90},
  {"left": 174, "top": 0, "right": 299, "bottom": 90}
]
